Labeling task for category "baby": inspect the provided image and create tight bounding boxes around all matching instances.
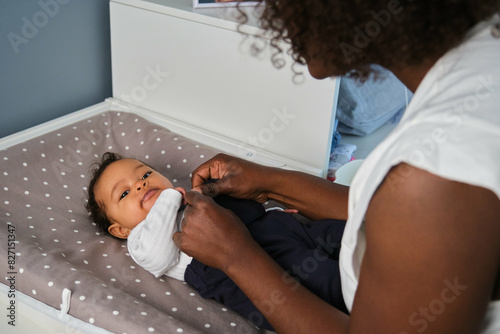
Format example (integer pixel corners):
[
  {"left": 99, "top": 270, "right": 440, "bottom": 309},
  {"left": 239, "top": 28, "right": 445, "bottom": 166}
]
[
  {"left": 86, "top": 152, "right": 347, "bottom": 330},
  {"left": 86, "top": 152, "right": 191, "bottom": 280}
]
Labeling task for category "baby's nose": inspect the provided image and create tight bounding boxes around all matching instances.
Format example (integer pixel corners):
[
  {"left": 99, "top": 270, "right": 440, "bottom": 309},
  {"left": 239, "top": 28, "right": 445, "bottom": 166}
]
[{"left": 137, "top": 181, "right": 146, "bottom": 191}]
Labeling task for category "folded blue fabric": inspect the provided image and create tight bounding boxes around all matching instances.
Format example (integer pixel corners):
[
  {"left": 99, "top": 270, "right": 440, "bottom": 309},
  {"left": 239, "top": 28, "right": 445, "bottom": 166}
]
[{"left": 336, "top": 65, "right": 412, "bottom": 136}]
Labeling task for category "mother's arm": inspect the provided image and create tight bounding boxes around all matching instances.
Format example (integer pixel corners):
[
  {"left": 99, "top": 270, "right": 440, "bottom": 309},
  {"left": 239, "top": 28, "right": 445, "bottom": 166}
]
[
  {"left": 350, "top": 163, "right": 500, "bottom": 333},
  {"left": 179, "top": 162, "right": 500, "bottom": 333},
  {"left": 191, "top": 153, "right": 349, "bottom": 220}
]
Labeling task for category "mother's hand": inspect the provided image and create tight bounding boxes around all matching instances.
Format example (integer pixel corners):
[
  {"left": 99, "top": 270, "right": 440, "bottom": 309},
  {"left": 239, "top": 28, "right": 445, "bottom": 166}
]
[
  {"left": 173, "top": 190, "right": 258, "bottom": 271},
  {"left": 191, "top": 153, "right": 275, "bottom": 203}
]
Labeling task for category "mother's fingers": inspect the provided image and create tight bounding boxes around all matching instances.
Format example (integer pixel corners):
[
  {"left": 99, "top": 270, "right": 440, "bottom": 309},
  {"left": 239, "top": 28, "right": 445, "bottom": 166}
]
[
  {"left": 172, "top": 231, "right": 182, "bottom": 249},
  {"left": 191, "top": 156, "right": 228, "bottom": 188},
  {"left": 184, "top": 189, "right": 209, "bottom": 206}
]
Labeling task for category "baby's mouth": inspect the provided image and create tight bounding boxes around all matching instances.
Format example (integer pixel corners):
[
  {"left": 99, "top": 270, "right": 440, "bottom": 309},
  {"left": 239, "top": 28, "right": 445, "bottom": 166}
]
[{"left": 142, "top": 189, "right": 157, "bottom": 205}]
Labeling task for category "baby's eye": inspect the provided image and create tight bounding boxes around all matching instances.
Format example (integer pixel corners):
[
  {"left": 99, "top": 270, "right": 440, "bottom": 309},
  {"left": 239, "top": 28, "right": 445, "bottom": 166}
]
[
  {"left": 142, "top": 171, "right": 152, "bottom": 179},
  {"left": 120, "top": 190, "right": 129, "bottom": 200}
]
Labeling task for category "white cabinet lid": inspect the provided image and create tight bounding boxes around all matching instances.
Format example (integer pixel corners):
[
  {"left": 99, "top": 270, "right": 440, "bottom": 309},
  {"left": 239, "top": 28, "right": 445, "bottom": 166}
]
[{"left": 110, "top": 0, "right": 338, "bottom": 176}]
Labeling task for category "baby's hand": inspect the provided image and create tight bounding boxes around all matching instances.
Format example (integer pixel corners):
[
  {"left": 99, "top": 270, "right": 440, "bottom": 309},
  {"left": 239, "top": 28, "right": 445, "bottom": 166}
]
[{"left": 174, "top": 187, "right": 187, "bottom": 205}]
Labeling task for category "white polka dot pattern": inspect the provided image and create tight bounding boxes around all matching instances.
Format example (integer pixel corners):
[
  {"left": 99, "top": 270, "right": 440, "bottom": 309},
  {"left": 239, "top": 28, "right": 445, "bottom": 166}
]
[{"left": 0, "top": 111, "right": 268, "bottom": 334}]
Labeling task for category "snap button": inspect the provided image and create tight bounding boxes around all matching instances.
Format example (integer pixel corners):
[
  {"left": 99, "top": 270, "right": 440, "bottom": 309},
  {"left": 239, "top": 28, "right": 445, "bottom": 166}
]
[{"left": 491, "top": 22, "right": 500, "bottom": 39}]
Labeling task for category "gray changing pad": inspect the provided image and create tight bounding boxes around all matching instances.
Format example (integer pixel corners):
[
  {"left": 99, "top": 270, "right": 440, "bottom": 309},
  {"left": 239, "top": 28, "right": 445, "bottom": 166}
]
[{"left": 0, "top": 111, "right": 270, "bottom": 333}]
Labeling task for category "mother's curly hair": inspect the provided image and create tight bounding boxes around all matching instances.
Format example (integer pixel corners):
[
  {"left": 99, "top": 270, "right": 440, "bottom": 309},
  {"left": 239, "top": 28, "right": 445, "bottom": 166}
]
[{"left": 245, "top": 0, "right": 499, "bottom": 79}]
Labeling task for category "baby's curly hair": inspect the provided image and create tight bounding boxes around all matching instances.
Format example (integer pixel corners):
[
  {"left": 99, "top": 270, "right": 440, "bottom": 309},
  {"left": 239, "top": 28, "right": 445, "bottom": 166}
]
[
  {"left": 246, "top": 0, "right": 499, "bottom": 80},
  {"left": 85, "top": 152, "right": 125, "bottom": 238}
]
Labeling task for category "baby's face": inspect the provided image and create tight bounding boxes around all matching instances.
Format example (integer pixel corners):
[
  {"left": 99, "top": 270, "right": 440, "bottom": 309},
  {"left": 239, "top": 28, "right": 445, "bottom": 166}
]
[{"left": 95, "top": 159, "right": 180, "bottom": 238}]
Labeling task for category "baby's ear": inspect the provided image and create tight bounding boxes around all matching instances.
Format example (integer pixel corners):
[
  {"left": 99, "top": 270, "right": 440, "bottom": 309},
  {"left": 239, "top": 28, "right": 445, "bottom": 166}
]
[{"left": 108, "top": 223, "right": 131, "bottom": 239}]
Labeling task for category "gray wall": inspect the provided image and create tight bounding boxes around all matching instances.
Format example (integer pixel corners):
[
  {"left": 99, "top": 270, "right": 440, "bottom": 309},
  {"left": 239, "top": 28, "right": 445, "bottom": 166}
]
[{"left": 0, "top": 0, "right": 112, "bottom": 138}]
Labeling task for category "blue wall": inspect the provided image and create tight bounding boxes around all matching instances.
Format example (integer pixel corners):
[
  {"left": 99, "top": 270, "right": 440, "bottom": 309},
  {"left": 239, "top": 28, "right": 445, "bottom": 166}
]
[{"left": 0, "top": 0, "right": 112, "bottom": 138}]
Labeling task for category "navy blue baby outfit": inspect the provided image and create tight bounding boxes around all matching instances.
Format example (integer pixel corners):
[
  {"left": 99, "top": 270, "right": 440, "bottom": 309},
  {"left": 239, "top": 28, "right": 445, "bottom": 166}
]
[{"left": 184, "top": 195, "right": 347, "bottom": 331}]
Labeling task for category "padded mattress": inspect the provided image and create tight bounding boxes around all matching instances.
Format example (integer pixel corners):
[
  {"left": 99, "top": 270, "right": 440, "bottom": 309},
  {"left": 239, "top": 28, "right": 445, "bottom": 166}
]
[{"left": 0, "top": 111, "right": 271, "bottom": 333}]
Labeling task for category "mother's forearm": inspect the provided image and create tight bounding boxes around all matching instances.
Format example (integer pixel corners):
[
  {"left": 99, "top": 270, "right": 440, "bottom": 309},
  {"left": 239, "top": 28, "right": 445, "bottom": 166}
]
[
  {"left": 266, "top": 168, "right": 349, "bottom": 221},
  {"left": 225, "top": 242, "right": 350, "bottom": 334}
]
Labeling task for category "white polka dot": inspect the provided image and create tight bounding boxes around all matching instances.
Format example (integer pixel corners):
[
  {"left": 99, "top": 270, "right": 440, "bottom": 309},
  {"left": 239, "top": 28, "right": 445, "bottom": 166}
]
[
  {"left": 176, "top": 329, "right": 183, "bottom": 333},
  {"left": 204, "top": 324, "right": 210, "bottom": 328},
  {"left": 19, "top": 268, "right": 24, "bottom": 274},
  {"left": 23, "top": 162, "right": 27, "bottom": 167},
  {"left": 32, "top": 290, "right": 36, "bottom": 295},
  {"left": 107, "top": 295, "right": 113, "bottom": 300},
  {"left": 197, "top": 307, "right": 203, "bottom": 311},
  {"left": 177, "top": 146, "right": 182, "bottom": 150},
  {"left": 75, "top": 281, "right": 81, "bottom": 284},
  {"left": 141, "top": 293, "right": 146, "bottom": 298},
  {"left": 230, "top": 322, "right": 236, "bottom": 327},
  {"left": 4, "top": 201, "right": 9, "bottom": 205},
  {"left": 156, "top": 137, "right": 160, "bottom": 141},
  {"left": 125, "top": 146, "right": 129, "bottom": 150},
  {"left": 172, "top": 307, "right": 177, "bottom": 312},
  {"left": 148, "top": 328, "right": 155, "bottom": 332},
  {"left": 48, "top": 282, "right": 53, "bottom": 287},
  {"left": 89, "top": 318, "right": 94, "bottom": 324},
  {"left": 24, "top": 191, "right": 30, "bottom": 195},
  {"left": 137, "top": 129, "right": 141, "bottom": 132},
  {"left": 141, "top": 312, "right": 147, "bottom": 316},
  {"left": 113, "top": 310, "right": 119, "bottom": 315},
  {"left": 44, "top": 265, "right": 50, "bottom": 269},
  {"left": 80, "top": 296, "right": 86, "bottom": 301},
  {"left": 3, "top": 187, "right": 8, "bottom": 191},
  {"left": 135, "top": 279, "right": 140, "bottom": 283},
  {"left": 165, "top": 291, "right": 171, "bottom": 295}
]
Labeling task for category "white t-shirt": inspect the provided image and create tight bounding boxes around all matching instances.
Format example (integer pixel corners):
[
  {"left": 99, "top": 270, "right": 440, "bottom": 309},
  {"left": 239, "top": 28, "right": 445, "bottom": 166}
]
[
  {"left": 339, "top": 15, "right": 500, "bottom": 333},
  {"left": 128, "top": 189, "right": 192, "bottom": 280}
]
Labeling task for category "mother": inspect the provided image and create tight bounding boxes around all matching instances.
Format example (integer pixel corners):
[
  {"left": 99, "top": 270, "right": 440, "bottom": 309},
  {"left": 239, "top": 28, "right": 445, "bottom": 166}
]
[{"left": 174, "top": 1, "right": 500, "bottom": 333}]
